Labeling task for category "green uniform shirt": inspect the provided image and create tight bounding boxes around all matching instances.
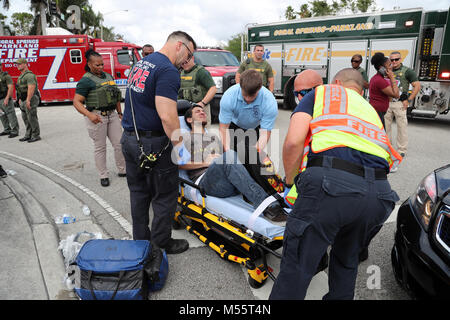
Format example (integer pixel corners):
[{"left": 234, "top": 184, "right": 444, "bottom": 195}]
[
  {"left": 393, "top": 64, "right": 418, "bottom": 94},
  {"left": 238, "top": 58, "right": 273, "bottom": 88},
  {"left": 357, "top": 67, "right": 368, "bottom": 82},
  {"left": 0, "top": 72, "right": 13, "bottom": 98},
  {"left": 17, "top": 70, "right": 38, "bottom": 98}
]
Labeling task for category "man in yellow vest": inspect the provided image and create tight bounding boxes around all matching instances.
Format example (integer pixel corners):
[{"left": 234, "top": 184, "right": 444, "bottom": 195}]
[{"left": 270, "top": 68, "right": 401, "bottom": 300}]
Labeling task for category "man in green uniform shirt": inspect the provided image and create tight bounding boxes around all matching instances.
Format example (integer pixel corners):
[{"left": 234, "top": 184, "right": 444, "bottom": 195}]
[
  {"left": 16, "top": 58, "right": 41, "bottom": 143},
  {"left": 0, "top": 63, "right": 19, "bottom": 138},
  {"left": 351, "top": 54, "right": 369, "bottom": 89},
  {"left": 179, "top": 55, "right": 217, "bottom": 125},
  {"left": 385, "top": 51, "right": 420, "bottom": 161},
  {"left": 236, "top": 45, "right": 274, "bottom": 92}
]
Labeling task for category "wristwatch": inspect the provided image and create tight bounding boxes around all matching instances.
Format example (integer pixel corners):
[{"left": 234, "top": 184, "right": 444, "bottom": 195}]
[{"left": 282, "top": 177, "right": 293, "bottom": 188}]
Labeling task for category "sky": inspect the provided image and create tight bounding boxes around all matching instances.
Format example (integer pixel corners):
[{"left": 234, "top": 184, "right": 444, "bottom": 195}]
[{"left": 3, "top": 0, "right": 449, "bottom": 48}]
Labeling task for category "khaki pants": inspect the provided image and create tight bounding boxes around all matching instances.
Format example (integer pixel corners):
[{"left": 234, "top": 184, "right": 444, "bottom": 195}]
[
  {"left": 385, "top": 101, "right": 408, "bottom": 155},
  {"left": 85, "top": 110, "right": 126, "bottom": 179},
  {"left": 0, "top": 98, "right": 19, "bottom": 135}
]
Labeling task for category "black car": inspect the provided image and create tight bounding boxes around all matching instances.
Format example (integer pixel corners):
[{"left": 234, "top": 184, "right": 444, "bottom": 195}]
[{"left": 392, "top": 164, "right": 450, "bottom": 299}]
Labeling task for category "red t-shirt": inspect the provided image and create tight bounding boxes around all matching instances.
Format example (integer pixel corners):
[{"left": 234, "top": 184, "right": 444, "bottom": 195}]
[{"left": 369, "top": 73, "right": 391, "bottom": 112}]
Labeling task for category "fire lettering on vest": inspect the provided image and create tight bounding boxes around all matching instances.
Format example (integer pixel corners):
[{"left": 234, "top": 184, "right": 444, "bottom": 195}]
[{"left": 347, "top": 119, "right": 388, "bottom": 143}]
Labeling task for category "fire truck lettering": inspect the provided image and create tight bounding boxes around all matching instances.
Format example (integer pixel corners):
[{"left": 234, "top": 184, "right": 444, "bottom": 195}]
[
  {"left": 302, "top": 48, "right": 313, "bottom": 61},
  {"left": 286, "top": 48, "right": 296, "bottom": 61}
]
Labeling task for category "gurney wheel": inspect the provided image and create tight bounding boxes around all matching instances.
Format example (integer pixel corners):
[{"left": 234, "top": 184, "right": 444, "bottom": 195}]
[{"left": 248, "top": 275, "right": 266, "bottom": 289}]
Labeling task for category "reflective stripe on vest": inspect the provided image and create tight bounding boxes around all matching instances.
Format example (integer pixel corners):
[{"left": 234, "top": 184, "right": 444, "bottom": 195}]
[
  {"left": 309, "top": 85, "right": 401, "bottom": 169},
  {"left": 285, "top": 84, "right": 402, "bottom": 206}
]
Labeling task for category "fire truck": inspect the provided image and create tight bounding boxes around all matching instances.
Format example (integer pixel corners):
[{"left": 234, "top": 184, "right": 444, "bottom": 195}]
[
  {"left": 0, "top": 32, "right": 142, "bottom": 104},
  {"left": 245, "top": 7, "right": 450, "bottom": 118}
]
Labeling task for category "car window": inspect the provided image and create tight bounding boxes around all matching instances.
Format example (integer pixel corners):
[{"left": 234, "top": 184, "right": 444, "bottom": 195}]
[{"left": 194, "top": 51, "right": 240, "bottom": 67}]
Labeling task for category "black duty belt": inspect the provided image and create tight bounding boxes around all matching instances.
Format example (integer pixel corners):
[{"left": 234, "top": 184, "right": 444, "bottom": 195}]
[
  {"left": 86, "top": 106, "right": 116, "bottom": 112},
  {"left": 307, "top": 156, "right": 387, "bottom": 180},
  {"left": 124, "top": 130, "right": 165, "bottom": 138}
]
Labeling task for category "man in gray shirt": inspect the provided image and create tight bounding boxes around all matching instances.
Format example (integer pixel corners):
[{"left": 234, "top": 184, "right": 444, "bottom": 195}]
[{"left": 180, "top": 104, "right": 287, "bottom": 222}]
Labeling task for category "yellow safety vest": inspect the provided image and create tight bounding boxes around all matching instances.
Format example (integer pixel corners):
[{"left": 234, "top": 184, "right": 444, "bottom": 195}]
[{"left": 285, "top": 84, "right": 402, "bottom": 206}]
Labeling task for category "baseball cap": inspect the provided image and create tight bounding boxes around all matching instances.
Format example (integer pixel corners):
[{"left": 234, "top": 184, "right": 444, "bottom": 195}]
[{"left": 15, "top": 58, "right": 28, "bottom": 64}]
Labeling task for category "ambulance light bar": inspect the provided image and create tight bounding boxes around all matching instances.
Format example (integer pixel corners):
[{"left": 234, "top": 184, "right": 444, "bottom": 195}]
[{"left": 69, "top": 38, "right": 84, "bottom": 44}]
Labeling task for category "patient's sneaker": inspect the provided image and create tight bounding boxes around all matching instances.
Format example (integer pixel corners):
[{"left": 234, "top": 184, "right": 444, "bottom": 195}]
[{"left": 263, "top": 204, "right": 287, "bottom": 222}]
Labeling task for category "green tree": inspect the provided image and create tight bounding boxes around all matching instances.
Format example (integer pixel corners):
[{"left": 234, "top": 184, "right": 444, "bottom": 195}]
[
  {"left": 0, "top": 13, "right": 14, "bottom": 35},
  {"left": 285, "top": 5, "right": 297, "bottom": 20},
  {"left": 285, "top": 0, "right": 377, "bottom": 19},
  {"left": 11, "top": 12, "right": 34, "bottom": 35},
  {"left": 224, "top": 33, "right": 244, "bottom": 61}
]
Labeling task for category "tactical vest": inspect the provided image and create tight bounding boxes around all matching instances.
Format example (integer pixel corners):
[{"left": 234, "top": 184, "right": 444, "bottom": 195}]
[
  {"left": 17, "top": 70, "right": 37, "bottom": 100},
  {"left": 179, "top": 65, "right": 208, "bottom": 103},
  {"left": 245, "top": 59, "right": 270, "bottom": 88},
  {"left": 393, "top": 65, "right": 411, "bottom": 94},
  {"left": 285, "top": 85, "right": 402, "bottom": 206},
  {"left": 0, "top": 72, "right": 10, "bottom": 99},
  {"left": 84, "top": 72, "right": 121, "bottom": 109}
]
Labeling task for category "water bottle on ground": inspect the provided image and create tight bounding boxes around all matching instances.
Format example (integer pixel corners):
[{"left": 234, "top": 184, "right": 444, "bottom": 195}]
[
  {"left": 82, "top": 205, "right": 90, "bottom": 216},
  {"left": 55, "top": 214, "right": 76, "bottom": 224}
]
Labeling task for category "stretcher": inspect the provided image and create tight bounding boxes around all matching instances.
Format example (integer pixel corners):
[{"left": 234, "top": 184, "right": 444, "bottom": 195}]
[
  {"left": 174, "top": 107, "right": 327, "bottom": 288},
  {"left": 175, "top": 170, "right": 286, "bottom": 288},
  {"left": 173, "top": 112, "right": 286, "bottom": 288}
]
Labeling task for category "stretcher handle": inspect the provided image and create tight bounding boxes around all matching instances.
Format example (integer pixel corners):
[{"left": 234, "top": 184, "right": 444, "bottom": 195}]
[{"left": 178, "top": 177, "right": 207, "bottom": 198}]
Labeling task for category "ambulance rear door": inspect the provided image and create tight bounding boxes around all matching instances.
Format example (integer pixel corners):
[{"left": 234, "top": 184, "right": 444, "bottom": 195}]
[
  {"left": 367, "top": 38, "right": 417, "bottom": 81},
  {"left": 283, "top": 42, "right": 329, "bottom": 79},
  {"left": 329, "top": 40, "right": 369, "bottom": 84}
]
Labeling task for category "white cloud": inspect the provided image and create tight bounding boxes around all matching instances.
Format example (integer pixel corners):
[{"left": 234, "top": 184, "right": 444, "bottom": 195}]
[{"left": 4, "top": 0, "right": 449, "bottom": 49}]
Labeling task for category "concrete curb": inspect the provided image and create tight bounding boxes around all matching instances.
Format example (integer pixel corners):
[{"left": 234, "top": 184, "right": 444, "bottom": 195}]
[{"left": 4, "top": 176, "right": 67, "bottom": 300}]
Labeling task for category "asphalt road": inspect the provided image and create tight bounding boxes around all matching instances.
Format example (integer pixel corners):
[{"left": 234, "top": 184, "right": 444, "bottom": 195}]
[{"left": 1, "top": 103, "right": 449, "bottom": 300}]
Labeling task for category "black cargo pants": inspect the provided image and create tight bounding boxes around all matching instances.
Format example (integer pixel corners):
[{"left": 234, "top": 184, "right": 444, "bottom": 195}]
[
  {"left": 269, "top": 156, "right": 399, "bottom": 300},
  {"left": 121, "top": 131, "right": 178, "bottom": 248}
]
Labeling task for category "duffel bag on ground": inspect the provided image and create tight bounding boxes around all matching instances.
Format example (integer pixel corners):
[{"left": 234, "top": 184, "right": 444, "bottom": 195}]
[{"left": 73, "top": 239, "right": 164, "bottom": 300}]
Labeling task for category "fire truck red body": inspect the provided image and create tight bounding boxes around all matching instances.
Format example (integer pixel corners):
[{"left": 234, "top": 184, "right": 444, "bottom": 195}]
[{"left": 0, "top": 34, "right": 142, "bottom": 103}]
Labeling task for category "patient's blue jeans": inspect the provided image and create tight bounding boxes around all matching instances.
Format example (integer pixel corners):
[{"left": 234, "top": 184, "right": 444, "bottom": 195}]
[{"left": 198, "top": 150, "right": 268, "bottom": 208}]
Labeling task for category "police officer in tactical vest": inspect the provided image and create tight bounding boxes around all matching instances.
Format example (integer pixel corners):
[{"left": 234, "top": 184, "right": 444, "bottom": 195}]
[
  {"left": 16, "top": 58, "right": 40, "bottom": 143},
  {"left": 178, "top": 55, "right": 217, "bottom": 125},
  {"left": 0, "top": 63, "right": 19, "bottom": 138},
  {"left": 235, "top": 44, "right": 274, "bottom": 92},
  {"left": 73, "top": 49, "right": 126, "bottom": 187}
]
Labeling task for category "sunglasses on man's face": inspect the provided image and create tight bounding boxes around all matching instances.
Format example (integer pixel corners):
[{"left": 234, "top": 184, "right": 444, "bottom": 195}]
[
  {"left": 293, "top": 88, "right": 314, "bottom": 97},
  {"left": 390, "top": 58, "right": 401, "bottom": 62},
  {"left": 351, "top": 60, "right": 361, "bottom": 63},
  {"left": 180, "top": 42, "right": 193, "bottom": 62}
]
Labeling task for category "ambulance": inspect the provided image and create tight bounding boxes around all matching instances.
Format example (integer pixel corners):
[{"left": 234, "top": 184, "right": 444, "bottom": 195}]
[
  {"left": 245, "top": 7, "right": 450, "bottom": 118},
  {"left": 0, "top": 32, "right": 142, "bottom": 104}
]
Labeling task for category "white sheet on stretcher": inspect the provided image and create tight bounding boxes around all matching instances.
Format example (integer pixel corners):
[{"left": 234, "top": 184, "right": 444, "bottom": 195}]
[{"left": 179, "top": 169, "right": 286, "bottom": 239}]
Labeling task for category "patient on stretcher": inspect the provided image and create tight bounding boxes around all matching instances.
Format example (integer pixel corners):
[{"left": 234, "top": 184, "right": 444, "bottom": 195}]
[{"left": 179, "top": 105, "right": 287, "bottom": 222}]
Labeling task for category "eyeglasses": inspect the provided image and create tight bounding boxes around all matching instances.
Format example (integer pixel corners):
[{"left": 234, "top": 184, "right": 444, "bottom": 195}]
[
  {"left": 293, "top": 88, "right": 314, "bottom": 97},
  {"left": 180, "top": 42, "right": 193, "bottom": 62},
  {"left": 351, "top": 60, "right": 361, "bottom": 63},
  {"left": 390, "top": 58, "right": 401, "bottom": 62}
]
